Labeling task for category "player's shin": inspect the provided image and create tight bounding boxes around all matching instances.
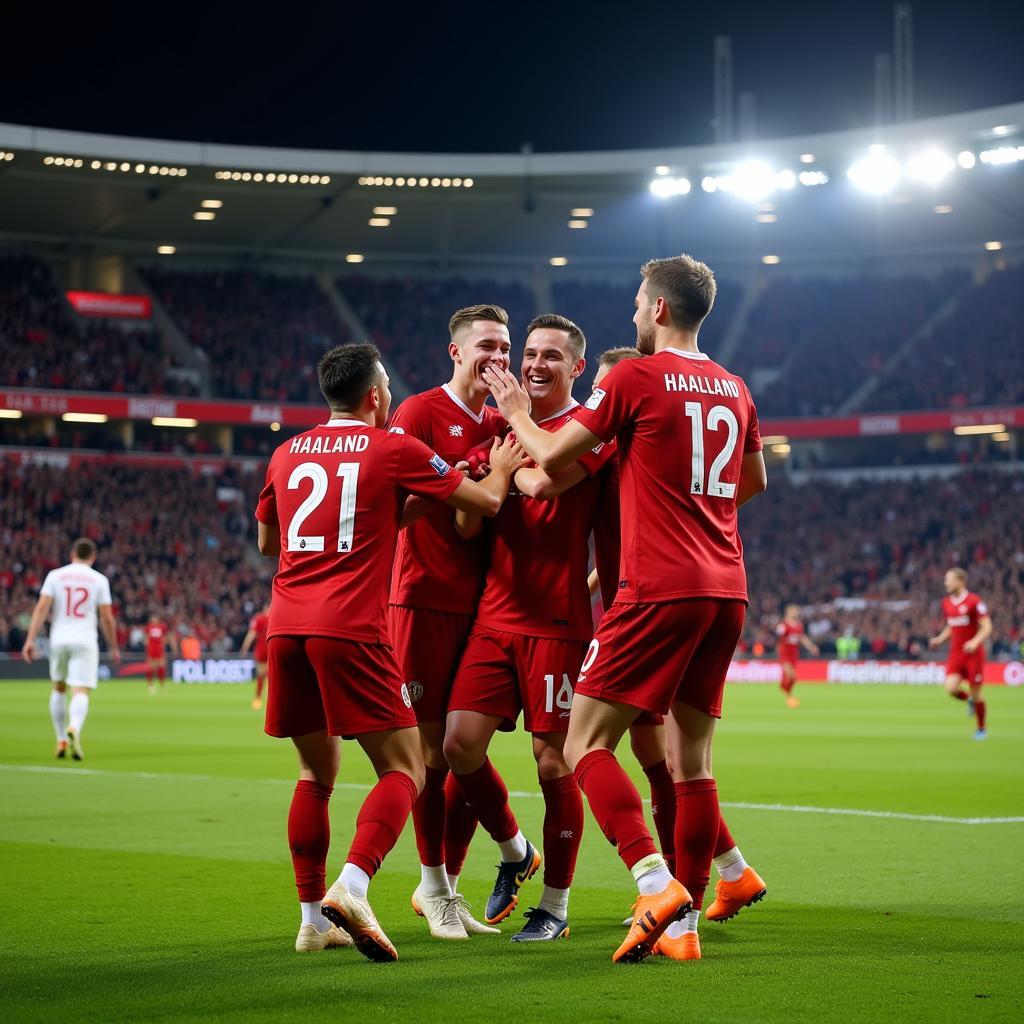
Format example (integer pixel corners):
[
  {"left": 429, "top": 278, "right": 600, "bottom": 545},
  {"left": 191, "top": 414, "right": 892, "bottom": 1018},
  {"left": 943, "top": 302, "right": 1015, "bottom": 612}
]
[
  {"left": 443, "top": 770, "right": 478, "bottom": 888},
  {"left": 643, "top": 760, "right": 677, "bottom": 859},
  {"left": 343, "top": 770, "right": 419, "bottom": 891},
  {"left": 49, "top": 690, "right": 67, "bottom": 741},
  {"left": 413, "top": 764, "right": 452, "bottom": 896},
  {"left": 288, "top": 780, "right": 332, "bottom": 907},
  {"left": 673, "top": 778, "right": 720, "bottom": 916},
  {"left": 538, "top": 774, "right": 584, "bottom": 919}
]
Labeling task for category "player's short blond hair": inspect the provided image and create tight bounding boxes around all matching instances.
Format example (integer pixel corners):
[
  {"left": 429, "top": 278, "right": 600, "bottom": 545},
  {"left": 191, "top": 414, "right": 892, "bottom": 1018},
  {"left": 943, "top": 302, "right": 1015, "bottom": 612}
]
[
  {"left": 641, "top": 254, "right": 717, "bottom": 331},
  {"left": 526, "top": 313, "right": 586, "bottom": 361},
  {"left": 448, "top": 304, "right": 509, "bottom": 342},
  {"left": 948, "top": 567, "right": 968, "bottom": 584},
  {"left": 598, "top": 346, "right": 642, "bottom": 369}
]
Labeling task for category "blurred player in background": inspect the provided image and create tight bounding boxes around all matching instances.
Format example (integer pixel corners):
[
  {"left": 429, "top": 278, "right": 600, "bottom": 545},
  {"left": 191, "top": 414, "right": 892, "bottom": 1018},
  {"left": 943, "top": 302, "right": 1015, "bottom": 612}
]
[
  {"left": 776, "top": 604, "right": 820, "bottom": 708},
  {"left": 240, "top": 603, "right": 271, "bottom": 711},
  {"left": 929, "top": 567, "right": 992, "bottom": 739},
  {"left": 21, "top": 538, "right": 120, "bottom": 761},
  {"left": 591, "top": 347, "right": 767, "bottom": 930},
  {"left": 387, "top": 304, "right": 510, "bottom": 940},
  {"left": 445, "top": 314, "right": 609, "bottom": 942},
  {"left": 144, "top": 613, "right": 172, "bottom": 693},
  {"left": 485, "top": 254, "right": 766, "bottom": 963},
  {"left": 255, "top": 342, "right": 523, "bottom": 961}
]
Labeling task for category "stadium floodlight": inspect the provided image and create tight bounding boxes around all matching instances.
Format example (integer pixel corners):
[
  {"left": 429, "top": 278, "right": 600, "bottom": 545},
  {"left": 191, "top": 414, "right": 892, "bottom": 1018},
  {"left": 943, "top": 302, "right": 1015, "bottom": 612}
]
[
  {"left": 0, "top": 409, "right": 24, "bottom": 418},
  {"left": 568, "top": 220, "right": 589, "bottom": 228},
  {"left": 152, "top": 417, "right": 199, "bottom": 428},
  {"left": 156, "top": 245, "right": 176, "bottom": 255},
  {"left": 201, "top": 199, "right": 223, "bottom": 209},
  {"left": 549, "top": 257, "right": 569, "bottom": 266},
  {"left": 979, "top": 146, "right": 1024, "bottom": 165},
  {"left": 193, "top": 211, "right": 216, "bottom": 221},
  {"left": 798, "top": 170, "right": 829, "bottom": 186},
  {"left": 991, "top": 124, "right": 1012, "bottom": 135},
  {"left": 756, "top": 213, "right": 777, "bottom": 223},
  {"left": 905, "top": 149, "right": 955, "bottom": 185},
  {"left": 62, "top": 412, "right": 109, "bottom": 424},
  {"left": 957, "top": 150, "right": 976, "bottom": 169},
  {"left": 776, "top": 169, "right": 797, "bottom": 190},
  {"left": 701, "top": 176, "right": 717, "bottom": 193},
  {"left": 953, "top": 423, "right": 1005, "bottom": 436},
  {"left": 655, "top": 165, "right": 671, "bottom": 175},
  {"left": 570, "top": 208, "right": 594, "bottom": 217},
  {"left": 270, "top": 422, "right": 282, "bottom": 432},
  {"left": 649, "top": 176, "right": 691, "bottom": 198},
  {"left": 984, "top": 240, "right": 1003, "bottom": 251},
  {"left": 847, "top": 150, "right": 901, "bottom": 193},
  {"left": 762, "top": 254, "right": 781, "bottom": 265},
  {"left": 373, "top": 206, "right": 398, "bottom": 215},
  {"left": 731, "top": 160, "right": 777, "bottom": 201},
  {"left": 345, "top": 253, "right": 365, "bottom": 263},
  {"left": 368, "top": 217, "right": 391, "bottom": 227},
  {"left": 933, "top": 204, "right": 953, "bottom": 214},
  {"left": 799, "top": 153, "right": 815, "bottom": 164}
]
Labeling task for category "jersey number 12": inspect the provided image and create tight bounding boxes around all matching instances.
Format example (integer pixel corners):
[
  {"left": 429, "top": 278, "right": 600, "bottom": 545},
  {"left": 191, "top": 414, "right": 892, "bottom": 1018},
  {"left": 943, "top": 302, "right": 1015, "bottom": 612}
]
[
  {"left": 286, "top": 462, "right": 361, "bottom": 553},
  {"left": 684, "top": 402, "right": 739, "bottom": 498}
]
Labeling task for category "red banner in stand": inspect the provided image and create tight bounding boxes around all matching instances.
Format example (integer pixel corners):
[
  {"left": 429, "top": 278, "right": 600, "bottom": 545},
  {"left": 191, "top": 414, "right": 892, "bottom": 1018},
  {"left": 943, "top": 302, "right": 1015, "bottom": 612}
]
[
  {"left": 0, "top": 387, "right": 1021, "bottom": 437},
  {"left": 66, "top": 291, "right": 153, "bottom": 319}
]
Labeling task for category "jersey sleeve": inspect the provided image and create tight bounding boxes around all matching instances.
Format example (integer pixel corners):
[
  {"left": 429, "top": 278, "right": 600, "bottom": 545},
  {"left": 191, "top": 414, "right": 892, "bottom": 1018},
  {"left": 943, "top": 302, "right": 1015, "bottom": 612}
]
[
  {"left": 776, "top": 622, "right": 786, "bottom": 637},
  {"left": 977, "top": 599, "right": 989, "bottom": 617},
  {"left": 40, "top": 571, "right": 56, "bottom": 599},
  {"left": 97, "top": 575, "right": 112, "bottom": 606},
  {"left": 396, "top": 436, "right": 464, "bottom": 503},
  {"left": 575, "top": 435, "right": 616, "bottom": 477},
  {"left": 572, "top": 361, "right": 636, "bottom": 443},
  {"left": 255, "top": 458, "right": 278, "bottom": 525},
  {"left": 388, "top": 396, "right": 429, "bottom": 441},
  {"left": 593, "top": 459, "right": 621, "bottom": 610},
  {"left": 743, "top": 384, "right": 763, "bottom": 454}
]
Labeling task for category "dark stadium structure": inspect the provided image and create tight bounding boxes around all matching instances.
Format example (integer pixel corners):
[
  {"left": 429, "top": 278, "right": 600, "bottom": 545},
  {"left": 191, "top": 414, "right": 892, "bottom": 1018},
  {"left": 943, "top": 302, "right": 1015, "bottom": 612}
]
[{"left": 1, "top": 106, "right": 1022, "bottom": 665}]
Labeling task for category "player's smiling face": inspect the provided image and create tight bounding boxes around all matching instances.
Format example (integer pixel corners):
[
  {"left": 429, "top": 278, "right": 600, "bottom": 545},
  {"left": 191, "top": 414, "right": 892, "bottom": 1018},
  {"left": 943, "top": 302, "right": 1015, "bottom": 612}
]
[
  {"left": 634, "top": 281, "right": 657, "bottom": 355},
  {"left": 451, "top": 320, "right": 512, "bottom": 398},
  {"left": 944, "top": 571, "right": 964, "bottom": 596},
  {"left": 521, "top": 328, "right": 583, "bottom": 406}
]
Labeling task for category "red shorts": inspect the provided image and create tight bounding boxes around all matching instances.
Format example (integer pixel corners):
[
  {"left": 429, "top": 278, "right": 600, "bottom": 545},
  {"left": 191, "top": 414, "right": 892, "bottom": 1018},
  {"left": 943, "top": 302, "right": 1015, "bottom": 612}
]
[
  {"left": 576, "top": 598, "right": 746, "bottom": 719},
  {"left": 266, "top": 635, "right": 416, "bottom": 739},
  {"left": 253, "top": 642, "right": 268, "bottom": 664},
  {"left": 388, "top": 605, "right": 474, "bottom": 723},
  {"left": 448, "top": 624, "right": 590, "bottom": 734},
  {"left": 946, "top": 650, "right": 984, "bottom": 685},
  {"left": 146, "top": 647, "right": 164, "bottom": 660}
]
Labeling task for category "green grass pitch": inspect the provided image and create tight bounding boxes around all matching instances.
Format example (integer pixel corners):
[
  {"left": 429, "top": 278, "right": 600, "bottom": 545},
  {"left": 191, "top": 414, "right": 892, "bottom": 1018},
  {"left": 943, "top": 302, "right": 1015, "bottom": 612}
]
[{"left": 1, "top": 679, "right": 1022, "bottom": 1024}]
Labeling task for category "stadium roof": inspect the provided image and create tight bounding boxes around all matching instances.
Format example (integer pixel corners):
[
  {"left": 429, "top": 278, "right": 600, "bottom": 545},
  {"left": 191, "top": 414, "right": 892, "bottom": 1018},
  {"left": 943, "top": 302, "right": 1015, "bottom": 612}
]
[{"left": 1, "top": 103, "right": 1022, "bottom": 270}]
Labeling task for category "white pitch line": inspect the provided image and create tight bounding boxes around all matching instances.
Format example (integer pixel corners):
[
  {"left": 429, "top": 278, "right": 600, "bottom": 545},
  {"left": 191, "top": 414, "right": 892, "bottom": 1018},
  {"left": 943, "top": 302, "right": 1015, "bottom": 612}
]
[{"left": 2, "top": 763, "right": 1021, "bottom": 826}]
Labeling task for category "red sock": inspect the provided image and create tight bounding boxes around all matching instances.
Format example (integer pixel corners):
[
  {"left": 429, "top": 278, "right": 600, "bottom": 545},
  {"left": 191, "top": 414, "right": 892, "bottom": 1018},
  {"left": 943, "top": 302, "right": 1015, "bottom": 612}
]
[
  {"left": 643, "top": 760, "right": 676, "bottom": 860},
  {"left": 443, "top": 771, "right": 478, "bottom": 877},
  {"left": 976, "top": 701, "right": 987, "bottom": 729},
  {"left": 288, "top": 779, "right": 333, "bottom": 902},
  {"left": 256, "top": 672, "right": 266, "bottom": 699},
  {"left": 157, "top": 665, "right": 165, "bottom": 683},
  {"left": 453, "top": 758, "right": 518, "bottom": 844},
  {"left": 673, "top": 778, "right": 720, "bottom": 911},
  {"left": 413, "top": 765, "right": 449, "bottom": 867},
  {"left": 346, "top": 771, "right": 418, "bottom": 878},
  {"left": 145, "top": 668, "right": 152, "bottom": 683},
  {"left": 781, "top": 677, "right": 795, "bottom": 695},
  {"left": 574, "top": 748, "right": 656, "bottom": 870},
  {"left": 714, "top": 812, "right": 737, "bottom": 858},
  {"left": 950, "top": 690, "right": 969, "bottom": 702},
  {"left": 539, "top": 774, "right": 584, "bottom": 889}
]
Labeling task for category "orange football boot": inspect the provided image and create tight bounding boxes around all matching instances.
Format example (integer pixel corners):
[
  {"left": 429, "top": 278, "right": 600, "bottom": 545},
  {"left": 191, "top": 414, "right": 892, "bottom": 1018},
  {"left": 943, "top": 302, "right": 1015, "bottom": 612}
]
[
  {"left": 704, "top": 867, "right": 767, "bottom": 922},
  {"left": 654, "top": 931, "right": 701, "bottom": 961},
  {"left": 612, "top": 878, "right": 692, "bottom": 964}
]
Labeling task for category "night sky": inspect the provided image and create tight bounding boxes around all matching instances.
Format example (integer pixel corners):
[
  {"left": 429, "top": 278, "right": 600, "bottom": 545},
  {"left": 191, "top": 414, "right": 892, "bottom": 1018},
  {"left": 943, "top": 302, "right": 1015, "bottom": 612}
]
[{"left": 3, "top": 2, "right": 1022, "bottom": 153}]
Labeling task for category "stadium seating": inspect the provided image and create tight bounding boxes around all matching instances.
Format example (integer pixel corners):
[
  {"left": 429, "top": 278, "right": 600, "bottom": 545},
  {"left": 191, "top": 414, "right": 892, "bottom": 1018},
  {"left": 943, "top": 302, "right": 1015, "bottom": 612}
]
[
  {"left": 140, "top": 267, "right": 351, "bottom": 402},
  {"left": 0, "top": 459, "right": 269, "bottom": 654},
  {"left": 0, "top": 253, "right": 195, "bottom": 396}
]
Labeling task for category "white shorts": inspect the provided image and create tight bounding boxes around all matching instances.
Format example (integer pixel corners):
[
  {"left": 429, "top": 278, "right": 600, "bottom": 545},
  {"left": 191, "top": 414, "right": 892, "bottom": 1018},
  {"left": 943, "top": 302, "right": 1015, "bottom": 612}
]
[{"left": 49, "top": 644, "right": 100, "bottom": 689}]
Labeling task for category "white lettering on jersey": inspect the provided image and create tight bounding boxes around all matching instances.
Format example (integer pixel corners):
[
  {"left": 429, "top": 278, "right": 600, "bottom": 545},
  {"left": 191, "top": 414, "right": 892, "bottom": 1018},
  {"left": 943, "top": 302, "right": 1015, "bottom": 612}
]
[
  {"left": 290, "top": 433, "right": 370, "bottom": 454},
  {"left": 664, "top": 374, "right": 740, "bottom": 398},
  {"left": 40, "top": 563, "right": 112, "bottom": 648},
  {"left": 947, "top": 615, "right": 970, "bottom": 626}
]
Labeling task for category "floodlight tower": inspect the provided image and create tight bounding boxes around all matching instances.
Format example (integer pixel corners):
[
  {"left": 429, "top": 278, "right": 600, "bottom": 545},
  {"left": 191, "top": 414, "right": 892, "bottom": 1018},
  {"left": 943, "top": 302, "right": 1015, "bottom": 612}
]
[
  {"left": 713, "top": 35, "right": 734, "bottom": 143},
  {"left": 893, "top": 2, "right": 913, "bottom": 121}
]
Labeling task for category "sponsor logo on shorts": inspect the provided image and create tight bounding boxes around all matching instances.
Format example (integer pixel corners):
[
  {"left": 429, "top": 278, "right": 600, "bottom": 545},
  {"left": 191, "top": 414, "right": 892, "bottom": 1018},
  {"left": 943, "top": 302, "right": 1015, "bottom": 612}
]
[
  {"left": 429, "top": 453, "right": 452, "bottom": 477},
  {"left": 407, "top": 680, "right": 424, "bottom": 703},
  {"left": 400, "top": 683, "right": 413, "bottom": 708},
  {"left": 585, "top": 388, "right": 606, "bottom": 410}
]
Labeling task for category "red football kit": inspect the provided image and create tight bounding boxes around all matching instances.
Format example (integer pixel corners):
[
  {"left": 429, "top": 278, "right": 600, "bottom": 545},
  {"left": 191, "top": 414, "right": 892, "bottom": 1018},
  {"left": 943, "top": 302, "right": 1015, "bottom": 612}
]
[
  {"left": 571, "top": 347, "right": 762, "bottom": 718},
  {"left": 777, "top": 620, "right": 804, "bottom": 665},
  {"left": 145, "top": 623, "right": 167, "bottom": 658},
  {"left": 249, "top": 612, "right": 270, "bottom": 662},
  {"left": 386, "top": 385, "right": 504, "bottom": 723},
  {"left": 449, "top": 403, "right": 615, "bottom": 733},
  {"left": 255, "top": 419, "right": 462, "bottom": 737},
  {"left": 942, "top": 591, "right": 988, "bottom": 684}
]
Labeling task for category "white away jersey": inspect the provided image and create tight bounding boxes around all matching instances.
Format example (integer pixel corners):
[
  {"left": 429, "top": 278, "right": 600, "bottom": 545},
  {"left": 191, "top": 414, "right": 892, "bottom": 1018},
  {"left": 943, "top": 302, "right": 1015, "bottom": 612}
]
[{"left": 40, "top": 563, "right": 113, "bottom": 647}]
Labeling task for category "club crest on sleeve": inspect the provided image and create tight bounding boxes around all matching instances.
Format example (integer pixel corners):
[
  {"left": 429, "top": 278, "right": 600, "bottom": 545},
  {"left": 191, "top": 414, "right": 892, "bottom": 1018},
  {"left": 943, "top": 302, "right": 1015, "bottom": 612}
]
[
  {"left": 389, "top": 426, "right": 405, "bottom": 434},
  {"left": 429, "top": 453, "right": 452, "bottom": 477},
  {"left": 585, "top": 388, "right": 606, "bottom": 410},
  {"left": 400, "top": 683, "right": 413, "bottom": 708},
  {"left": 406, "top": 680, "right": 424, "bottom": 703}
]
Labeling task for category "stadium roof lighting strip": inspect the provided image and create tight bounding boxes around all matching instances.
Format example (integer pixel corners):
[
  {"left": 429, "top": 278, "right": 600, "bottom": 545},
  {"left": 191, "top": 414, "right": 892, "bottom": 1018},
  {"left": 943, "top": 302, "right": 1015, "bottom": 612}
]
[
  {"left": 357, "top": 176, "right": 473, "bottom": 188},
  {"left": 214, "top": 170, "right": 330, "bottom": 184},
  {"left": 0, "top": 151, "right": 13, "bottom": 161},
  {"left": 953, "top": 423, "right": 1005, "bottom": 436},
  {"left": 57, "top": 158, "right": 189, "bottom": 176}
]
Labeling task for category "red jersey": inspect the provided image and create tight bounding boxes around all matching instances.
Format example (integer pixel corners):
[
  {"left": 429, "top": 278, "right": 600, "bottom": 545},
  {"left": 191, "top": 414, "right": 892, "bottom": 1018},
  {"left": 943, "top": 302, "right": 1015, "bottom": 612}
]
[
  {"left": 476, "top": 405, "right": 615, "bottom": 641},
  {"left": 146, "top": 623, "right": 167, "bottom": 653},
  {"left": 249, "top": 612, "right": 270, "bottom": 643},
  {"left": 942, "top": 592, "right": 989, "bottom": 654},
  {"left": 573, "top": 348, "right": 761, "bottom": 604},
  {"left": 592, "top": 454, "right": 621, "bottom": 613},
  {"left": 776, "top": 620, "right": 804, "bottom": 661},
  {"left": 388, "top": 386, "right": 504, "bottom": 614},
  {"left": 255, "top": 419, "right": 462, "bottom": 644}
]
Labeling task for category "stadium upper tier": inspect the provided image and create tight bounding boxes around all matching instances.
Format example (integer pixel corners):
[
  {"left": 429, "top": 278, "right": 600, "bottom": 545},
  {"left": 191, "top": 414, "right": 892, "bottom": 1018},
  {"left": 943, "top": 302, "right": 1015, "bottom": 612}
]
[{"left": 0, "top": 103, "right": 1021, "bottom": 266}]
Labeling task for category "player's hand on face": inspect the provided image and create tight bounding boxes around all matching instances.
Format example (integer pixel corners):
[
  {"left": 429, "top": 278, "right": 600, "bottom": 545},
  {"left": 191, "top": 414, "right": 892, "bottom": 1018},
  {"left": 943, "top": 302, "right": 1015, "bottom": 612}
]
[
  {"left": 21, "top": 640, "right": 34, "bottom": 663},
  {"left": 488, "top": 434, "right": 529, "bottom": 477},
  {"left": 483, "top": 366, "right": 531, "bottom": 419}
]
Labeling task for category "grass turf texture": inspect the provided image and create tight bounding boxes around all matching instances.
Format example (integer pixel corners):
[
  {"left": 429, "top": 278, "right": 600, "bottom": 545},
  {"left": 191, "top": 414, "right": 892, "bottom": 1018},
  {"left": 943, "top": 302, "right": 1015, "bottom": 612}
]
[{"left": 1, "top": 680, "right": 1022, "bottom": 1024}]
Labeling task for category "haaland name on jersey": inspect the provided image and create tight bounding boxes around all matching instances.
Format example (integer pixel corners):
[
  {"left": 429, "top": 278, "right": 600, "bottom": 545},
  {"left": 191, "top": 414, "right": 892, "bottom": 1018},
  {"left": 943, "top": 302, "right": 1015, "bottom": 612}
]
[
  {"left": 663, "top": 373, "right": 741, "bottom": 398},
  {"left": 289, "top": 432, "right": 371, "bottom": 455}
]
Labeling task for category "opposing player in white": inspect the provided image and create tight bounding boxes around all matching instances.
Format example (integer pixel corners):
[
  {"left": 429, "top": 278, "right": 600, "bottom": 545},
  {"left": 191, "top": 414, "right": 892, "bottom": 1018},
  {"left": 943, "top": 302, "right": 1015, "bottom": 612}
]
[{"left": 22, "top": 538, "right": 120, "bottom": 760}]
